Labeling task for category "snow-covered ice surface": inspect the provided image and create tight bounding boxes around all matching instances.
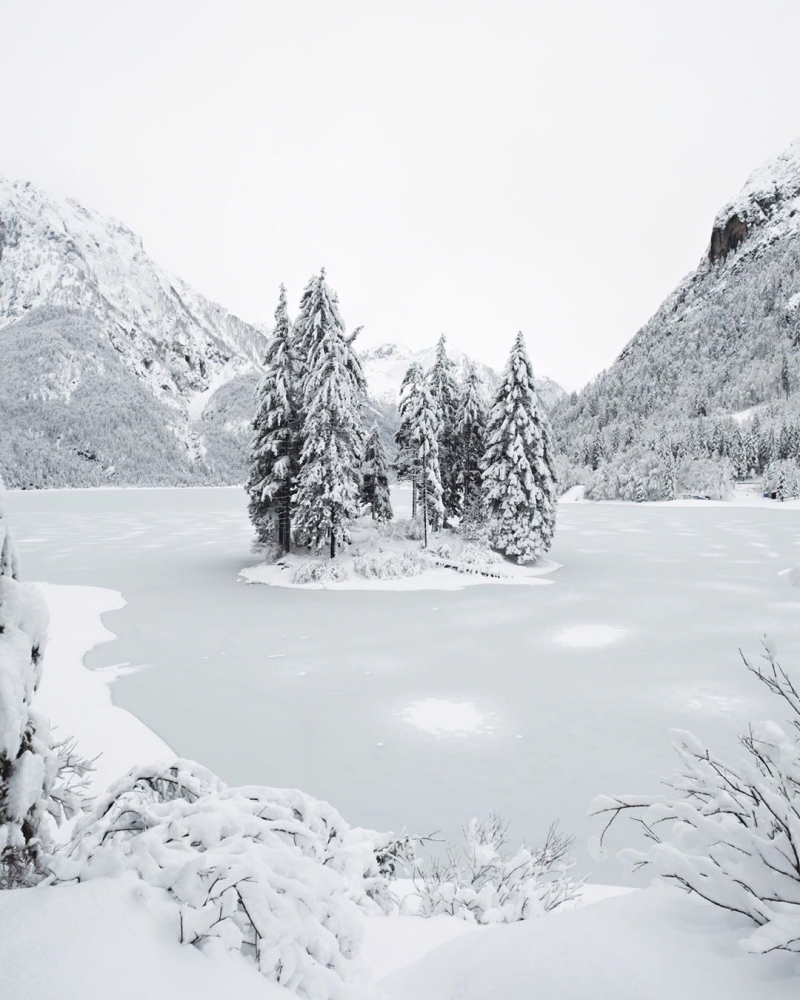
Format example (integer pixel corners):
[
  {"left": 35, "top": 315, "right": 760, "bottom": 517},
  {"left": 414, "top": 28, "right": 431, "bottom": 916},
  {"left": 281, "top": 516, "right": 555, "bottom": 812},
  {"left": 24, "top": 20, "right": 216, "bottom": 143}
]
[{"left": 7, "top": 486, "right": 800, "bottom": 883}]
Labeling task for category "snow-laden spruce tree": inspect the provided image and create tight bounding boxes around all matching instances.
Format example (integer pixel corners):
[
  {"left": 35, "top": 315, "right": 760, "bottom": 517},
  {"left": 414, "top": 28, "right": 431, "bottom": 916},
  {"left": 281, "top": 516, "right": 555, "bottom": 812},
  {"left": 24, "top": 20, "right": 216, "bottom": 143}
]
[
  {"left": 361, "top": 425, "right": 393, "bottom": 522},
  {"left": 396, "top": 362, "right": 444, "bottom": 546},
  {"left": 294, "top": 280, "right": 365, "bottom": 558},
  {"left": 0, "top": 483, "right": 67, "bottom": 885},
  {"left": 247, "top": 285, "right": 301, "bottom": 551},
  {"left": 293, "top": 269, "right": 366, "bottom": 401},
  {"left": 455, "top": 361, "right": 488, "bottom": 528},
  {"left": 481, "top": 332, "right": 557, "bottom": 563},
  {"left": 427, "top": 334, "right": 460, "bottom": 519},
  {"left": 394, "top": 363, "right": 424, "bottom": 517}
]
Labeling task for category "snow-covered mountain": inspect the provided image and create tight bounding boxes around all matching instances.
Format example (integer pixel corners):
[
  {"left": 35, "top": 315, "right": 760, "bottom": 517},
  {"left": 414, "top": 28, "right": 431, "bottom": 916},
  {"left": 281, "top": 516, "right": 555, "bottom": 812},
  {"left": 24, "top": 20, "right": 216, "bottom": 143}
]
[
  {"left": 0, "top": 175, "right": 564, "bottom": 487},
  {"left": 361, "top": 342, "right": 564, "bottom": 410},
  {"left": 554, "top": 135, "right": 800, "bottom": 485}
]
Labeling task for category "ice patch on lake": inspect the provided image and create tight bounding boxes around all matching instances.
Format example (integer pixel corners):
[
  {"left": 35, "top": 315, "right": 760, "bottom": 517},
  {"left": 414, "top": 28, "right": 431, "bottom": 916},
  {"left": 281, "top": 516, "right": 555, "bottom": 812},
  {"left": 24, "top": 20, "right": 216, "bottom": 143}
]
[
  {"left": 399, "top": 698, "right": 493, "bottom": 736},
  {"left": 553, "top": 624, "right": 628, "bottom": 648}
]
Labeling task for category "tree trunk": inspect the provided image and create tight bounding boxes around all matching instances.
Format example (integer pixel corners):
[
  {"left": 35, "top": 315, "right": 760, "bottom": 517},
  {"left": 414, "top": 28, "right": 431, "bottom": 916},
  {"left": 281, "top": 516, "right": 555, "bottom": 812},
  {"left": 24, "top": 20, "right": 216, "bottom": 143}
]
[{"left": 330, "top": 526, "right": 336, "bottom": 559}]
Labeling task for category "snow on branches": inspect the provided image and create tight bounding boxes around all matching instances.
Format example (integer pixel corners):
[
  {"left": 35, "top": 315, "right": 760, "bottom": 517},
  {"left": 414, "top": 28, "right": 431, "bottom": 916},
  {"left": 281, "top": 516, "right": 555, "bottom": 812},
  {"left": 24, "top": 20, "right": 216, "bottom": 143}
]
[
  {"left": 590, "top": 646, "right": 800, "bottom": 955},
  {"left": 412, "top": 815, "right": 580, "bottom": 924},
  {"left": 247, "top": 285, "right": 301, "bottom": 551},
  {"left": 58, "top": 759, "right": 414, "bottom": 997},
  {"left": 0, "top": 481, "right": 80, "bottom": 885},
  {"left": 481, "top": 332, "right": 557, "bottom": 563}
]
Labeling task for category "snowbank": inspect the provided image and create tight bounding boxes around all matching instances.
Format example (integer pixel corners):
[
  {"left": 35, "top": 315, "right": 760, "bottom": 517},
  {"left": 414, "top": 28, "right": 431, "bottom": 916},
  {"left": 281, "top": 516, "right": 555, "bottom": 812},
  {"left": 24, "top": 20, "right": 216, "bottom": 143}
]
[
  {"left": 239, "top": 519, "right": 560, "bottom": 591},
  {"left": 34, "top": 583, "right": 173, "bottom": 792},
  {"left": 0, "top": 875, "right": 287, "bottom": 1000},
  {"left": 380, "top": 884, "right": 799, "bottom": 1000}
]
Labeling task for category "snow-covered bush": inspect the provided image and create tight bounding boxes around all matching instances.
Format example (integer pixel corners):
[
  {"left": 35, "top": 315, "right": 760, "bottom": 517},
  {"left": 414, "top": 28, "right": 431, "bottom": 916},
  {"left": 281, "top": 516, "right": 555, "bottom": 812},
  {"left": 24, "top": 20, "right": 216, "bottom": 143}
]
[
  {"left": 411, "top": 816, "right": 579, "bottom": 924},
  {"left": 58, "top": 759, "right": 413, "bottom": 996},
  {"left": 352, "top": 550, "right": 427, "bottom": 581},
  {"left": 290, "top": 559, "right": 349, "bottom": 585},
  {"left": 378, "top": 516, "right": 425, "bottom": 542},
  {"left": 590, "top": 646, "right": 800, "bottom": 954},
  {"left": 677, "top": 456, "right": 734, "bottom": 499},
  {"left": 0, "top": 482, "right": 82, "bottom": 886},
  {"left": 764, "top": 458, "right": 800, "bottom": 499}
]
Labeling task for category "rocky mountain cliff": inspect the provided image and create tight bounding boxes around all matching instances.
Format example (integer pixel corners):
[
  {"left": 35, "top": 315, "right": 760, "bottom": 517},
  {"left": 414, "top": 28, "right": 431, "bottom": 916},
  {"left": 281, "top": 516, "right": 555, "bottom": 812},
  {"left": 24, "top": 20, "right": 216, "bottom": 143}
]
[{"left": 554, "top": 136, "right": 800, "bottom": 490}]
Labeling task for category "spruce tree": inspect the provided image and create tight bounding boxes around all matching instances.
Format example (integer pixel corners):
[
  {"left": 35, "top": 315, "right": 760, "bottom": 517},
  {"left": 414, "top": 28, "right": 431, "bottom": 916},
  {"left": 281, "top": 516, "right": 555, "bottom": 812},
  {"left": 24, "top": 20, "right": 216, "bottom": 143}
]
[
  {"left": 361, "top": 425, "right": 393, "bottom": 522},
  {"left": 481, "top": 332, "right": 557, "bottom": 563},
  {"left": 394, "top": 363, "right": 424, "bottom": 517},
  {"left": 0, "top": 484, "right": 61, "bottom": 884},
  {"left": 455, "top": 361, "right": 487, "bottom": 523},
  {"left": 293, "top": 276, "right": 365, "bottom": 558},
  {"left": 427, "top": 335, "right": 460, "bottom": 519},
  {"left": 396, "top": 362, "right": 444, "bottom": 545},
  {"left": 247, "top": 285, "right": 301, "bottom": 551}
]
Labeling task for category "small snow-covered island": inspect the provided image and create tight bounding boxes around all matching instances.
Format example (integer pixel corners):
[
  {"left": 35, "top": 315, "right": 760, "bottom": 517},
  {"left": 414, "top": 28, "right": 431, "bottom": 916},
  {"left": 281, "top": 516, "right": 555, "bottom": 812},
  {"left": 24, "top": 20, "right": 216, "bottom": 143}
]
[
  {"left": 241, "top": 278, "right": 558, "bottom": 590},
  {"left": 3, "top": 6, "right": 800, "bottom": 1000}
]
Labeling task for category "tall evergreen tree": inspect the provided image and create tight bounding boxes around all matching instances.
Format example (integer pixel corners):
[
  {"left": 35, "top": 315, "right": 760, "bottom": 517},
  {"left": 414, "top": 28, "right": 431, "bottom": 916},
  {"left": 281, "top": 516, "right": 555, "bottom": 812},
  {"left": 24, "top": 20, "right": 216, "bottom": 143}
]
[
  {"left": 247, "top": 285, "right": 301, "bottom": 551},
  {"left": 427, "top": 335, "right": 460, "bottom": 519},
  {"left": 455, "top": 361, "right": 487, "bottom": 521},
  {"left": 396, "top": 362, "right": 444, "bottom": 545},
  {"left": 481, "top": 332, "right": 557, "bottom": 564},
  {"left": 293, "top": 276, "right": 365, "bottom": 558},
  {"left": 361, "top": 425, "right": 393, "bottom": 522},
  {"left": 394, "top": 363, "right": 424, "bottom": 517}
]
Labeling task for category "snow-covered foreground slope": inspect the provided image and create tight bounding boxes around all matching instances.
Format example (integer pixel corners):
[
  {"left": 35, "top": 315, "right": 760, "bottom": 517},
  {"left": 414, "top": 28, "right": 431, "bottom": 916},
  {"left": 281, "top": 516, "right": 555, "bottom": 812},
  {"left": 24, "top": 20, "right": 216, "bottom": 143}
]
[
  {"left": 381, "top": 885, "right": 798, "bottom": 1000},
  {"left": 0, "top": 876, "right": 288, "bottom": 1000}
]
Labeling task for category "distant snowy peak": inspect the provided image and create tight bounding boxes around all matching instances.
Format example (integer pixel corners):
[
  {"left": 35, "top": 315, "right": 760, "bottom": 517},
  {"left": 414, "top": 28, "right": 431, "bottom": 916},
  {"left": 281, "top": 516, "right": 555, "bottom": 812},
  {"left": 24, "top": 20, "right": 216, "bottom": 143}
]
[
  {"left": 709, "top": 136, "right": 800, "bottom": 263},
  {"left": 360, "top": 342, "right": 564, "bottom": 409},
  {"left": 0, "top": 176, "right": 265, "bottom": 411}
]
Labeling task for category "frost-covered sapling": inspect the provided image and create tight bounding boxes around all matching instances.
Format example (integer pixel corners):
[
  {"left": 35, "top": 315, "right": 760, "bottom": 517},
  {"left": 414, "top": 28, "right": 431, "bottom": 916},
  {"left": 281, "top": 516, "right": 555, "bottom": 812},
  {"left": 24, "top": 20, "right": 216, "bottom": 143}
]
[
  {"left": 590, "top": 644, "right": 800, "bottom": 955},
  {"left": 481, "top": 332, "right": 557, "bottom": 563},
  {"left": 412, "top": 814, "right": 580, "bottom": 924}
]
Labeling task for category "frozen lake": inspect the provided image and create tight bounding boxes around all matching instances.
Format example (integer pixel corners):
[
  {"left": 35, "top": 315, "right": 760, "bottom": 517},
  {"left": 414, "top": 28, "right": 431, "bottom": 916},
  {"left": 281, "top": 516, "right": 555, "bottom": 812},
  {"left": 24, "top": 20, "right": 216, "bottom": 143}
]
[{"left": 7, "top": 487, "right": 800, "bottom": 881}]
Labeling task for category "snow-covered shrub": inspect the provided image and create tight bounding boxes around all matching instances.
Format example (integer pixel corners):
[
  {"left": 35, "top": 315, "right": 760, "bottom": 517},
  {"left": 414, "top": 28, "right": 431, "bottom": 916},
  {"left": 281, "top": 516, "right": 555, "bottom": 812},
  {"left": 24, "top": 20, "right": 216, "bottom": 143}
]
[
  {"left": 378, "top": 517, "right": 424, "bottom": 542},
  {"left": 58, "top": 759, "right": 413, "bottom": 996},
  {"left": 352, "top": 550, "right": 428, "bottom": 581},
  {"left": 290, "top": 559, "right": 349, "bottom": 585},
  {"left": 412, "top": 816, "right": 580, "bottom": 924},
  {"left": 590, "top": 646, "right": 800, "bottom": 954},
  {"left": 764, "top": 459, "right": 800, "bottom": 499},
  {"left": 0, "top": 482, "right": 82, "bottom": 886},
  {"left": 676, "top": 456, "right": 734, "bottom": 499}
]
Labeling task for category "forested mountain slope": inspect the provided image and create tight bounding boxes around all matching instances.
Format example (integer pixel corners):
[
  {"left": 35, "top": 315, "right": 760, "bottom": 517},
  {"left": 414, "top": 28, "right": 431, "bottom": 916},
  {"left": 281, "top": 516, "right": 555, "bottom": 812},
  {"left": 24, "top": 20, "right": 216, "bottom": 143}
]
[
  {"left": 0, "top": 176, "right": 267, "bottom": 486},
  {"left": 553, "top": 137, "right": 800, "bottom": 499}
]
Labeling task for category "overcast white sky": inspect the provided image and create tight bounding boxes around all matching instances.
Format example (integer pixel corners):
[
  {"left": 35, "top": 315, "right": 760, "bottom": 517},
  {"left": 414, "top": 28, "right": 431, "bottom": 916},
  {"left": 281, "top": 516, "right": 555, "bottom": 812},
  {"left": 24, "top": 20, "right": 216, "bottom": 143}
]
[{"left": 2, "top": 0, "right": 800, "bottom": 389}]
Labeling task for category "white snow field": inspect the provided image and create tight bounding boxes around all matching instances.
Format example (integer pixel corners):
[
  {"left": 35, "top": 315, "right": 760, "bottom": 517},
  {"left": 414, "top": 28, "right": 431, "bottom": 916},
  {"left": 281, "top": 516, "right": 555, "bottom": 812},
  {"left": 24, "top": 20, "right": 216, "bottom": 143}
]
[{"left": 6, "top": 486, "right": 800, "bottom": 889}]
